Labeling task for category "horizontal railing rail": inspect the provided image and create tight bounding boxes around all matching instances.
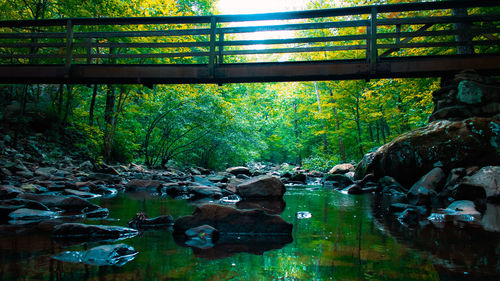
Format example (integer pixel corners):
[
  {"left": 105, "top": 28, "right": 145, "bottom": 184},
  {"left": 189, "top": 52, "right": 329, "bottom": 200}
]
[{"left": 0, "top": 0, "right": 498, "bottom": 78}]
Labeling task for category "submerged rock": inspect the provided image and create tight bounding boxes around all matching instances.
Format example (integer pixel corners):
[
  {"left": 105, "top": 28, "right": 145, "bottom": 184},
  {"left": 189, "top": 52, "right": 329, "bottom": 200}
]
[
  {"left": 127, "top": 213, "right": 174, "bottom": 230},
  {"left": 9, "top": 208, "right": 59, "bottom": 223},
  {"left": 53, "top": 223, "right": 139, "bottom": 239},
  {"left": 52, "top": 243, "right": 137, "bottom": 266},
  {"left": 427, "top": 200, "right": 482, "bottom": 227},
  {"left": 173, "top": 204, "right": 292, "bottom": 235}
]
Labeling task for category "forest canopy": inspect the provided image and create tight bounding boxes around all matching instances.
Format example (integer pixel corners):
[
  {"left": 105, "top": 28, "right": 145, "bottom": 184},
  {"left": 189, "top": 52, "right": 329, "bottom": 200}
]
[{"left": 0, "top": 0, "right": 462, "bottom": 171}]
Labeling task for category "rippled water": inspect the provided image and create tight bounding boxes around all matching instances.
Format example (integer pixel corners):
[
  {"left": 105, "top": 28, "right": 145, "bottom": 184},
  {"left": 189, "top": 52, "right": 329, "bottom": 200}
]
[{"left": 1, "top": 188, "right": 499, "bottom": 280}]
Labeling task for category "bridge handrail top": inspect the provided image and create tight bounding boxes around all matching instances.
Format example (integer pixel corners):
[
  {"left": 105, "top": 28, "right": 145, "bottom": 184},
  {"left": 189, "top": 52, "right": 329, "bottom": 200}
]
[{"left": 0, "top": 0, "right": 496, "bottom": 28}]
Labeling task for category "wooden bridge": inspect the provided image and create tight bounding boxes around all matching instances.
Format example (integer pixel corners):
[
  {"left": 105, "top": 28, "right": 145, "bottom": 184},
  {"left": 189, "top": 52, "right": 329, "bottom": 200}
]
[{"left": 0, "top": 0, "right": 499, "bottom": 85}]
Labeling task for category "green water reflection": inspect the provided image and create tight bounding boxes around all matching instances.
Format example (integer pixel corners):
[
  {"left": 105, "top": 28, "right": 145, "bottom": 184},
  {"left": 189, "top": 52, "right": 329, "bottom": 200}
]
[{"left": 0, "top": 188, "right": 442, "bottom": 280}]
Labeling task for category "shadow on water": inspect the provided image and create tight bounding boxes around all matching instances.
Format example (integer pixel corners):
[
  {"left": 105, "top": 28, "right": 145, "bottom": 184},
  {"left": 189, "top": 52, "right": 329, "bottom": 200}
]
[{"left": 0, "top": 187, "right": 499, "bottom": 280}]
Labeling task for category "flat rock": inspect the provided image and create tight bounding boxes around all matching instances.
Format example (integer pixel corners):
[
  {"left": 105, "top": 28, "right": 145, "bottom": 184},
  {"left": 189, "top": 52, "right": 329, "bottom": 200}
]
[
  {"left": 125, "top": 179, "right": 163, "bottom": 191},
  {"left": 53, "top": 223, "right": 139, "bottom": 239},
  {"left": 18, "top": 194, "right": 100, "bottom": 212},
  {"left": 173, "top": 204, "right": 292, "bottom": 235}
]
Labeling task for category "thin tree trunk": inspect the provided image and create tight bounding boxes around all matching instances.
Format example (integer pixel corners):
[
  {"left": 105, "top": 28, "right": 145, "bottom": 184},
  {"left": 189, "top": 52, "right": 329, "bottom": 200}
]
[
  {"left": 314, "top": 82, "right": 328, "bottom": 153},
  {"left": 103, "top": 85, "right": 116, "bottom": 160},
  {"left": 293, "top": 102, "right": 302, "bottom": 165},
  {"left": 329, "top": 89, "right": 346, "bottom": 162},
  {"left": 355, "top": 94, "right": 364, "bottom": 157},
  {"left": 63, "top": 84, "right": 72, "bottom": 124},
  {"left": 88, "top": 84, "right": 98, "bottom": 126},
  {"left": 57, "top": 84, "right": 63, "bottom": 116}
]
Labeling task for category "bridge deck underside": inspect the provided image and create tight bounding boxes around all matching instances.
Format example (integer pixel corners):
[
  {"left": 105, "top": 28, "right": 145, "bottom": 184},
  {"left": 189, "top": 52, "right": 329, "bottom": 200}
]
[{"left": 0, "top": 55, "right": 499, "bottom": 84}]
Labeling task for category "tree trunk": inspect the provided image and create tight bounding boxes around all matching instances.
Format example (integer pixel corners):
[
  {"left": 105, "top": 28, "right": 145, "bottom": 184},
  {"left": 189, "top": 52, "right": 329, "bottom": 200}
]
[
  {"left": 329, "top": 89, "right": 346, "bottom": 162},
  {"left": 103, "top": 85, "right": 116, "bottom": 160},
  {"left": 57, "top": 84, "right": 63, "bottom": 117},
  {"left": 63, "top": 84, "right": 73, "bottom": 124},
  {"left": 89, "top": 84, "right": 98, "bottom": 126},
  {"left": 314, "top": 82, "right": 328, "bottom": 153},
  {"left": 355, "top": 94, "right": 364, "bottom": 157},
  {"left": 293, "top": 102, "right": 302, "bottom": 165}
]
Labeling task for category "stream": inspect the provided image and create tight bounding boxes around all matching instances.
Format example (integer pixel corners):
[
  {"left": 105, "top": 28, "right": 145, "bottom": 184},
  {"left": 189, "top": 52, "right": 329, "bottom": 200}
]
[{"left": 1, "top": 187, "right": 499, "bottom": 280}]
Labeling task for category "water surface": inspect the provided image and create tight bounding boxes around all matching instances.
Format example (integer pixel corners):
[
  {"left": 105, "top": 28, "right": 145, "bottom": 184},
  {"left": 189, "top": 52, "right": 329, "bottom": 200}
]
[{"left": 1, "top": 188, "right": 498, "bottom": 280}]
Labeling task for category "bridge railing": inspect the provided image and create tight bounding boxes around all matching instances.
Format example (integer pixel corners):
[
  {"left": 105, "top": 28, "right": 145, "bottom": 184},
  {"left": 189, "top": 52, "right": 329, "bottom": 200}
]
[{"left": 0, "top": 0, "right": 498, "bottom": 74}]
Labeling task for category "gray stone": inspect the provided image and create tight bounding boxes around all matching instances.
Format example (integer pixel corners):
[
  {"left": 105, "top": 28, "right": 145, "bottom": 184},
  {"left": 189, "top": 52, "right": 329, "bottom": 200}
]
[
  {"left": 461, "top": 166, "right": 500, "bottom": 201},
  {"left": 328, "top": 163, "right": 355, "bottom": 175},
  {"left": 457, "top": 80, "right": 482, "bottom": 104},
  {"left": 226, "top": 166, "right": 251, "bottom": 176}
]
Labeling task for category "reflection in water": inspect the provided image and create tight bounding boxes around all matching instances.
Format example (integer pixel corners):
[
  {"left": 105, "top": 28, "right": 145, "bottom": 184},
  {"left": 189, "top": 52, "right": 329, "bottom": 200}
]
[
  {"left": 372, "top": 194, "right": 500, "bottom": 280},
  {"left": 0, "top": 189, "right": 498, "bottom": 280}
]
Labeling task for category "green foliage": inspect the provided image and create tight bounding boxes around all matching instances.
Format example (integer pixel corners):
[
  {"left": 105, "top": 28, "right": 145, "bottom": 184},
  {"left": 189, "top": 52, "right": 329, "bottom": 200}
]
[{"left": 0, "top": 0, "right": 452, "bottom": 169}]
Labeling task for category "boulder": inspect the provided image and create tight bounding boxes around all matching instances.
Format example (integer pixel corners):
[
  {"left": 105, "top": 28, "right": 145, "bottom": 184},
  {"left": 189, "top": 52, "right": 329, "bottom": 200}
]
[
  {"left": 125, "top": 179, "right": 163, "bottom": 191},
  {"left": 407, "top": 167, "right": 446, "bottom": 205},
  {"left": 226, "top": 166, "right": 251, "bottom": 176},
  {"left": 322, "top": 174, "right": 353, "bottom": 189},
  {"left": 188, "top": 185, "right": 224, "bottom": 199},
  {"left": 289, "top": 173, "right": 307, "bottom": 184},
  {"left": 397, "top": 208, "right": 421, "bottom": 226},
  {"left": 230, "top": 176, "right": 285, "bottom": 199},
  {"left": 329, "top": 163, "right": 355, "bottom": 175},
  {"left": 173, "top": 204, "right": 293, "bottom": 235},
  {"left": 53, "top": 223, "right": 139, "bottom": 239},
  {"left": 52, "top": 244, "right": 137, "bottom": 266},
  {"left": 460, "top": 166, "right": 500, "bottom": 201},
  {"left": 355, "top": 117, "right": 500, "bottom": 188}
]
